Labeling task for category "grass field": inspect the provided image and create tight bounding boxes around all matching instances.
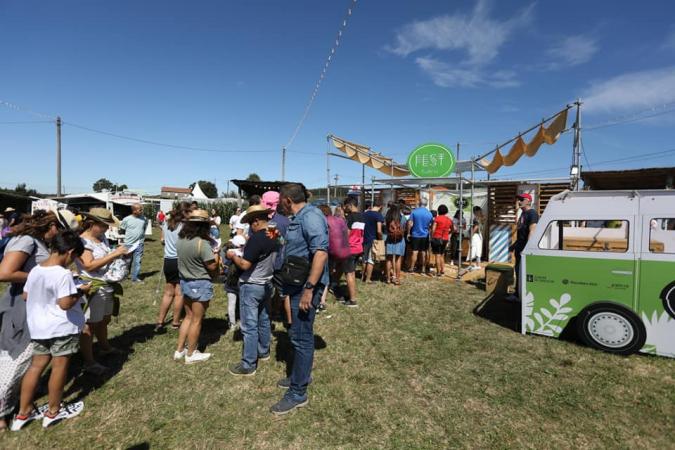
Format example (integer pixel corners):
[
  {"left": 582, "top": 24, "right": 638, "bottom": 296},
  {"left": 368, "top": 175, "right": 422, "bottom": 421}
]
[{"left": 2, "top": 230, "right": 674, "bottom": 449}]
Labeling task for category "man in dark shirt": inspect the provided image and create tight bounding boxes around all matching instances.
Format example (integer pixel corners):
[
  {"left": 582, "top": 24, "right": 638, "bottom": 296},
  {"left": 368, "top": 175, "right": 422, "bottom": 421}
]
[
  {"left": 507, "top": 193, "right": 539, "bottom": 301},
  {"left": 227, "top": 205, "right": 279, "bottom": 376},
  {"left": 339, "top": 197, "right": 364, "bottom": 307},
  {"left": 361, "top": 200, "right": 384, "bottom": 283}
]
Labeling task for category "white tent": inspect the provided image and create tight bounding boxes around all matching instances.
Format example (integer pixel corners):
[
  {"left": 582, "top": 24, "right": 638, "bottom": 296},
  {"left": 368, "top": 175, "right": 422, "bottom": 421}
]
[{"left": 191, "top": 182, "right": 209, "bottom": 200}]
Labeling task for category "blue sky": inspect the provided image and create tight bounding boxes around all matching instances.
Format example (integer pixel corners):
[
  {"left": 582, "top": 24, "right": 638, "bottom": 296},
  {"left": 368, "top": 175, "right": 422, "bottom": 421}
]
[{"left": 1, "top": 0, "right": 674, "bottom": 195}]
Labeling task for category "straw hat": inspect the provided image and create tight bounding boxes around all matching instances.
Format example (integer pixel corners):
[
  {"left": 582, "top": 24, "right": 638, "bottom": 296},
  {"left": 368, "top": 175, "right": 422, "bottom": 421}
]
[
  {"left": 82, "top": 207, "right": 120, "bottom": 226},
  {"left": 240, "top": 205, "right": 272, "bottom": 224},
  {"left": 187, "top": 209, "right": 210, "bottom": 222},
  {"left": 53, "top": 208, "right": 80, "bottom": 231}
]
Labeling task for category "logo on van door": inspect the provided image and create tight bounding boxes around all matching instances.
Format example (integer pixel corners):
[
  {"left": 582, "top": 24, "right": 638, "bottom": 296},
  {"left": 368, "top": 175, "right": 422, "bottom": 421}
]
[{"left": 662, "top": 282, "right": 675, "bottom": 320}]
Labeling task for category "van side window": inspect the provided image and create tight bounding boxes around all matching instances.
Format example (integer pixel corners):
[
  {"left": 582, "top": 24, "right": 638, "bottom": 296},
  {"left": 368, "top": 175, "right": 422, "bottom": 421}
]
[
  {"left": 538, "top": 220, "right": 629, "bottom": 253},
  {"left": 649, "top": 218, "right": 675, "bottom": 253}
]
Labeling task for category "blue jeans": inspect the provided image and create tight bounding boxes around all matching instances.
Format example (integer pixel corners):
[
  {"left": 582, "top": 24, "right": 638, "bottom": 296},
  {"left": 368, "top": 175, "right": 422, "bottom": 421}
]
[
  {"left": 239, "top": 283, "right": 272, "bottom": 370},
  {"left": 284, "top": 284, "right": 322, "bottom": 402},
  {"left": 130, "top": 241, "right": 144, "bottom": 281}
]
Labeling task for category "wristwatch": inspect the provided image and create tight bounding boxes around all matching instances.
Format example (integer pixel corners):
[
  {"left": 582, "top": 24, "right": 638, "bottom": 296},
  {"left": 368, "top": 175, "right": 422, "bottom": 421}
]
[{"left": 304, "top": 281, "right": 315, "bottom": 290}]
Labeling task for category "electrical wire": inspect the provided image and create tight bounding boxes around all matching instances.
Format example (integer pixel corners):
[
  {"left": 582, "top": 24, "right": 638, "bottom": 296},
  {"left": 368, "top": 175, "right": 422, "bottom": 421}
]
[
  {"left": 0, "top": 120, "right": 53, "bottom": 124},
  {"left": 585, "top": 101, "right": 675, "bottom": 131},
  {"left": 284, "top": 0, "right": 358, "bottom": 150},
  {"left": 62, "top": 121, "right": 276, "bottom": 154},
  {"left": 0, "top": 100, "right": 55, "bottom": 120}
]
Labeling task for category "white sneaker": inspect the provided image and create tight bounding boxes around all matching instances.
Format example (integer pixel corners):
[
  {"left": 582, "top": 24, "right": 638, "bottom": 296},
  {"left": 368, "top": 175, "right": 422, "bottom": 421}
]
[
  {"left": 185, "top": 350, "right": 211, "bottom": 364},
  {"left": 10, "top": 404, "right": 48, "bottom": 431},
  {"left": 42, "top": 401, "right": 84, "bottom": 428},
  {"left": 173, "top": 348, "right": 187, "bottom": 361}
]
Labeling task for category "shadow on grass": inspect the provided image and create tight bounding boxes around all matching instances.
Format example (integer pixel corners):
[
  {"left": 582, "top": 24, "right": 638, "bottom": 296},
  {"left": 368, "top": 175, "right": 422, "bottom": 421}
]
[
  {"left": 60, "top": 323, "right": 158, "bottom": 402},
  {"left": 138, "top": 270, "right": 160, "bottom": 280},
  {"left": 473, "top": 293, "right": 520, "bottom": 332}
]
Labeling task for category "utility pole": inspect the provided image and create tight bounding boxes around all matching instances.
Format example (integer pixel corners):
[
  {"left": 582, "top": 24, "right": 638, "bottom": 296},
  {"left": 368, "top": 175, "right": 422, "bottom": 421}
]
[
  {"left": 226, "top": 180, "right": 230, "bottom": 197},
  {"left": 281, "top": 147, "right": 286, "bottom": 181},
  {"left": 571, "top": 99, "right": 582, "bottom": 191},
  {"left": 333, "top": 174, "right": 339, "bottom": 199},
  {"left": 56, "top": 116, "right": 62, "bottom": 196},
  {"left": 456, "top": 142, "right": 463, "bottom": 280}
]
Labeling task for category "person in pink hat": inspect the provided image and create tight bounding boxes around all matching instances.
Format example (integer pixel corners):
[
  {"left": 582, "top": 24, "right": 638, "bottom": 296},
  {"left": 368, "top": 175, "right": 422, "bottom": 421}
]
[{"left": 261, "top": 191, "right": 291, "bottom": 324}]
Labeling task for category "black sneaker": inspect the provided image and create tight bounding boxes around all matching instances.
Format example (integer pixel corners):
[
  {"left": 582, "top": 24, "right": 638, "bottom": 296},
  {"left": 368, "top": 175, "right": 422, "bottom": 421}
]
[
  {"left": 228, "top": 362, "right": 256, "bottom": 377},
  {"left": 277, "top": 376, "right": 312, "bottom": 389},
  {"left": 270, "top": 397, "right": 308, "bottom": 415},
  {"left": 343, "top": 300, "right": 359, "bottom": 308}
]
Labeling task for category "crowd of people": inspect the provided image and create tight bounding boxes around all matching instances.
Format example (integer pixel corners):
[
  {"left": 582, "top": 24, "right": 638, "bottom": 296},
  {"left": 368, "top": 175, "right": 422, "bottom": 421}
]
[{"left": 0, "top": 185, "right": 511, "bottom": 430}]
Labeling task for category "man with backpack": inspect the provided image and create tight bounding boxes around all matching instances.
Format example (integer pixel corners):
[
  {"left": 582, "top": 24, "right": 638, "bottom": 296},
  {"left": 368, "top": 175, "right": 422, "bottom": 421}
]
[{"left": 407, "top": 198, "right": 433, "bottom": 274}]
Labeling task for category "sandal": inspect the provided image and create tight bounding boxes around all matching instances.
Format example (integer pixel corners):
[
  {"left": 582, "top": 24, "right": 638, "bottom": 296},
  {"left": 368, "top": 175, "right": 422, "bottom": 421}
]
[{"left": 170, "top": 322, "right": 181, "bottom": 329}]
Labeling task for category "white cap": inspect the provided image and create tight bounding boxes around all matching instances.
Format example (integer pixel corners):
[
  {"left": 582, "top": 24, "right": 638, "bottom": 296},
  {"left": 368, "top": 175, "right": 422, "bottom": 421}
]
[{"left": 230, "top": 235, "right": 246, "bottom": 248}]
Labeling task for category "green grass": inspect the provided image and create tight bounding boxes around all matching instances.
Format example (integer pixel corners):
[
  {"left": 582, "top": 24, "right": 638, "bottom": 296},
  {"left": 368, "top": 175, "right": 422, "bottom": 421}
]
[{"left": 2, "top": 231, "right": 674, "bottom": 449}]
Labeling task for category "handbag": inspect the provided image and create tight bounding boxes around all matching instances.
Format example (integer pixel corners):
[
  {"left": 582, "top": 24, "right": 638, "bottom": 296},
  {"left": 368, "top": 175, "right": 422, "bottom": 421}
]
[
  {"left": 372, "top": 239, "right": 385, "bottom": 262},
  {"left": 277, "top": 255, "right": 311, "bottom": 287}
]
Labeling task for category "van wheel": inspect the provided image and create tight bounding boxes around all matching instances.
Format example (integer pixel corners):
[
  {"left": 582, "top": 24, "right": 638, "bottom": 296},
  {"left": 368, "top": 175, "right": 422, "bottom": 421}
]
[
  {"left": 577, "top": 303, "right": 646, "bottom": 356},
  {"left": 661, "top": 282, "right": 675, "bottom": 320}
]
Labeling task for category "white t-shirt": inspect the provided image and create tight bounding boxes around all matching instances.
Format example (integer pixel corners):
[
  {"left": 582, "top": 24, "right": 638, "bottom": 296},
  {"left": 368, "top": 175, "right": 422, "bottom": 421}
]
[
  {"left": 212, "top": 215, "right": 222, "bottom": 227},
  {"left": 76, "top": 236, "right": 112, "bottom": 279},
  {"left": 229, "top": 214, "right": 240, "bottom": 228},
  {"left": 24, "top": 265, "right": 85, "bottom": 339}
]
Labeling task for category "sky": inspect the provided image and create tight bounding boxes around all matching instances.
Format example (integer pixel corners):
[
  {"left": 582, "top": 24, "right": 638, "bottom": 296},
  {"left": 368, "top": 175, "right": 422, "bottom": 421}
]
[{"left": 1, "top": 0, "right": 675, "bottom": 195}]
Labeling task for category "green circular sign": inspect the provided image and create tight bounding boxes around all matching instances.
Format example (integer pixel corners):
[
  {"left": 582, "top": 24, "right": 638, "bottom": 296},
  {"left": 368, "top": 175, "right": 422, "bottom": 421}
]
[{"left": 407, "top": 143, "right": 456, "bottom": 178}]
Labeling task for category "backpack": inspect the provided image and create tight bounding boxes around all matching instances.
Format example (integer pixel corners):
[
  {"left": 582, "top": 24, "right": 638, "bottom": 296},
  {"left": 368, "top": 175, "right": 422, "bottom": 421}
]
[
  {"left": 326, "top": 216, "right": 350, "bottom": 260},
  {"left": 388, "top": 220, "right": 404, "bottom": 243}
]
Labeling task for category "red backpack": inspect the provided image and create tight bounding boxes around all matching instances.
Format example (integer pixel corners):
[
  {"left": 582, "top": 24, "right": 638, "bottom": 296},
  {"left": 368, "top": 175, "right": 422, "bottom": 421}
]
[
  {"left": 388, "top": 219, "right": 404, "bottom": 243},
  {"left": 327, "top": 216, "right": 351, "bottom": 260}
]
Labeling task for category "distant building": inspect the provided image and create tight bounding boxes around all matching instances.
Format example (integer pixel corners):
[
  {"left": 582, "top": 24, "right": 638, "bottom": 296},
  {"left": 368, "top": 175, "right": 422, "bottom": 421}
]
[{"left": 161, "top": 186, "right": 192, "bottom": 199}]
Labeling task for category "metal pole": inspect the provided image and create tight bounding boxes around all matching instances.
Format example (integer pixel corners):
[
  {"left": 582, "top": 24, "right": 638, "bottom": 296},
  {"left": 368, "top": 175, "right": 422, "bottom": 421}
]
[
  {"left": 334, "top": 174, "right": 339, "bottom": 199},
  {"left": 326, "top": 141, "right": 331, "bottom": 204},
  {"left": 281, "top": 147, "right": 286, "bottom": 181},
  {"left": 361, "top": 164, "right": 366, "bottom": 209},
  {"left": 390, "top": 161, "right": 394, "bottom": 204},
  {"left": 370, "top": 176, "right": 375, "bottom": 204},
  {"left": 571, "top": 100, "right": 582, "bottom": 191},
  {"left": 469, "top": 159, "right": 475, "bottom": 266},
  {"left": 456, "top": 142, "right": 463, "bottom": 280},
  {"left": 56, "top": 116, "right": 62, "bottom": 196}
]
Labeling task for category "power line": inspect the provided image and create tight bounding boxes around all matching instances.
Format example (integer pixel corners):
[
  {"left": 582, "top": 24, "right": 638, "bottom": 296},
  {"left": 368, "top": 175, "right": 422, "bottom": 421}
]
[
  {"left": 585, "top": 101, "right": 675, "bottom": 131},
  {"left": 0, "top": 99, "right": 55, "bottom": 120},
  {"left": 284, "top": 0, "right": 358, "bottom": 150},
  {"left": 0, "top": 120, "right": 53, "bottom": 124},
  {"left": 63, "top": 121, "right": 276, "bottom": 154}
]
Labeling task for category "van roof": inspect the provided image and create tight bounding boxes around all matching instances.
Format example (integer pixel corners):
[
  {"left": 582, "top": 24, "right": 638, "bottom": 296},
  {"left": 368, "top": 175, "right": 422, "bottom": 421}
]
[{"left": 545, "top": 189, "right": 675, "bottom": 216}]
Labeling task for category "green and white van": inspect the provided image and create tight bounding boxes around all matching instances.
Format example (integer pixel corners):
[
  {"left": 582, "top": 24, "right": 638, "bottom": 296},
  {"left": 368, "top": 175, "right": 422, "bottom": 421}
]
[{"left": 521, "top": 190, "right": 675, "bottom": 357}]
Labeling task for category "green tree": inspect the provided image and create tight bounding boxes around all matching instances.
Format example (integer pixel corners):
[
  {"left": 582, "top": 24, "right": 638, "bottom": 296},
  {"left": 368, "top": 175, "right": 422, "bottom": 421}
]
[
  {"left": 189, "top": 180, "right": 218, "bottom": 198},
  {"left": 246, "top": 173, "right": 261, "bottom": 182},
  {"left": 13, "top": 183, "right": 39, "bottom": 197},
  {"left": 93, "top": 178, "right": 114, "bottom": 192}
]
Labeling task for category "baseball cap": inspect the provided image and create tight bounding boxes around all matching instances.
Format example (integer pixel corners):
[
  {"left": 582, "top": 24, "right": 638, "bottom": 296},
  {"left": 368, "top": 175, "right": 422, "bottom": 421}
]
[{"left": 517, "top": 193, "right": 533, "bottom": 202}]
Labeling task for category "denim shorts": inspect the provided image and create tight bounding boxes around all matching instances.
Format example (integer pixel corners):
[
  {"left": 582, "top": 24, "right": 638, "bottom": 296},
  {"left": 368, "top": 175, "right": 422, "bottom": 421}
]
[{"left": 180, "top": 279, "right": 214, "bottom": 302}]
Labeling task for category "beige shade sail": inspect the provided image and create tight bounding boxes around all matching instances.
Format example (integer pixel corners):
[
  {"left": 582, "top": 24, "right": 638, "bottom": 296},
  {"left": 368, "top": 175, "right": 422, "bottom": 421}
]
[
  {"left": 330, "top": 135, "right": 410, "bottom": 177},
  {"left": 479, "top": 109, "right": 568, "bottom": 174}
]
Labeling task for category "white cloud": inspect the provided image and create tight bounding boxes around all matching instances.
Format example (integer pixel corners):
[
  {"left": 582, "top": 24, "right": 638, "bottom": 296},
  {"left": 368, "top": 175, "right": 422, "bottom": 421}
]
[
  {"left": 388, "top": 0, "right": 533, "bottom": 88},
  {"left": 582, "top": 66, "right": 675, "bottom": 114},
  {"left": 546, "top": 35, "right": 599, "bottom": 69},
  {"left": 663, "top": 29, "right": 675, "bottom": 51}
]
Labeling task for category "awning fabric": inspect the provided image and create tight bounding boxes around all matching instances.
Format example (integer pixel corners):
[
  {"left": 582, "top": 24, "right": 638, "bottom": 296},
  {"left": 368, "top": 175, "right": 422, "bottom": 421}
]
[
  {"left": 331, "top": 135, "right": 410, "bottom": 177},
  {"left": 479, "top": 109, "right": 568, "bottom": 174}
]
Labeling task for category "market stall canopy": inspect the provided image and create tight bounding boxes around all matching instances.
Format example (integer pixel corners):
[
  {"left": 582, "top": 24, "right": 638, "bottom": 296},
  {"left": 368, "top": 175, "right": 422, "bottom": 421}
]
[
  {"left": 191, "top": 182, "right": 209, "bottom": 199},
  {"left": 478, "top": 109, "right": 568, "bottom": 174},
  {"left": 330, "top": 135, "right": 410, "bottom": 177}
]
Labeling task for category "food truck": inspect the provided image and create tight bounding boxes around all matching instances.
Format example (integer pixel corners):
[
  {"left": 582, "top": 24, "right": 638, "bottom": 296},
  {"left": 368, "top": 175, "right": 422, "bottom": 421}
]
[{"left": 521, "top": 190, "right": 675, "bottom": 357}]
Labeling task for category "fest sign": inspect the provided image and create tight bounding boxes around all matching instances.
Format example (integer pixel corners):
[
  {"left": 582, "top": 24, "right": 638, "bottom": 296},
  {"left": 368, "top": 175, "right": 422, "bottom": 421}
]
[{"left": 407, "top": 143, "right": 456, "bottom": 178}]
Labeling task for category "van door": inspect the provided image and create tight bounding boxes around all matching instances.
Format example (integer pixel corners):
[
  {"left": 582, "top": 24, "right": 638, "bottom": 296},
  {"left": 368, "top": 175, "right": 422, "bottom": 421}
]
[
  {"left": 523, "top": 216, "right": 636, "bottom": 339},
  {"left": 637, "top": 215, "right": 675, "bottom": 357}
]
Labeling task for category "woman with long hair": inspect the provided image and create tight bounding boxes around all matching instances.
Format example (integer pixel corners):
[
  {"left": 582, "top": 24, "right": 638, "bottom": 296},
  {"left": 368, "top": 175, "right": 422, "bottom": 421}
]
[
  {"left": 174, "top": 210, "right": 219, "bottom": 364},
  {"left": 0, "top": 209, "right": 78, "bottom": 430},
  {"left": 155, "top": 208, "right": 185, "bottom": 333},
  {"left": 75, "top": 208, "right": 128, "bottom": 375},
  {"left": 385, "top": 204, "right": 406, "bottom": 285}
]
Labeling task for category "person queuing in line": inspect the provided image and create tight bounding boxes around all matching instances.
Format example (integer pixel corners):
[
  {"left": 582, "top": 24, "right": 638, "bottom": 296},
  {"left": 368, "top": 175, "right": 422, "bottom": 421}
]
[
  {"left": 430, "top": 204, "right": 453, "bottom": 277},
  {"left": 468, "top": 206, "right": 484, "bottom": 272},
  {"left": 222, "top": 233, "right": 246, "bottom": 330},
  {"left": 155, "top": 207, "right": 185, "bottom": 333},
  {"left": 337, "top": 196, "right": 363, "bottom": 308},
  {"left": 227, "top": 205, "right": 280, "bottom": 376},
  {"left": 449, "top": 209, "right": 467, "bottom": 267},
  {"left": 361, "top": 200, "right": 384, "bottom": 283},
  {"left": 384, "top": 204, "right": 407, "bottom": 285},
  {"left": 209, "top": 209, "right": 222, "bottom": 246},
  {"left": 333, "top": 205, "right": 346, "bottom": 221},
  {"left": 271, "top": 183, "right": 328, "bottom": 415},
  {"left": 507, "top": 193, "right": 538, "bottom": 302},
  {"left": 11, "top": 230, "right": 87, "bottom": 431},
  {"left": 174, "top": 209, "right": 219, "bottom": 364},
  {"left": 0, "top": 209, "right": 78, "bottom": 431},
  {"left": 75, "top": 208, "right": 129, "bottom": 375},
  {"left": 119, "top": 203, "right": 147, "bottom": 283},
  {"left": 229, "top": 207, "right": 242, "bottom": 237},
  {"left": 407, "top": 198, "right": 433, "bottom": 274}
]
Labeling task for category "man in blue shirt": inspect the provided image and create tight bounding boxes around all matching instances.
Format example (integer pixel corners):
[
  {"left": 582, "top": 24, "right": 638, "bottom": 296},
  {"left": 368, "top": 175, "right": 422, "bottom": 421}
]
[
  {"left": 119, "top": 203, "right": 148, "bottom": 283},
  {"left": 407, "top": 198, "right": 433, "bottom": 273},
  {"left": 271, "top": 183, "right": 328, "bottom": 415}
]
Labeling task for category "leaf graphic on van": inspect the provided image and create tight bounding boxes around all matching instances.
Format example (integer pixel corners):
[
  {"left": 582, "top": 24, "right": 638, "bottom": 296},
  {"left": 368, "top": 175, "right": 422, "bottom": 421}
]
[{"left": 529, "top": 293, "right": 574, "bottom": 337}]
